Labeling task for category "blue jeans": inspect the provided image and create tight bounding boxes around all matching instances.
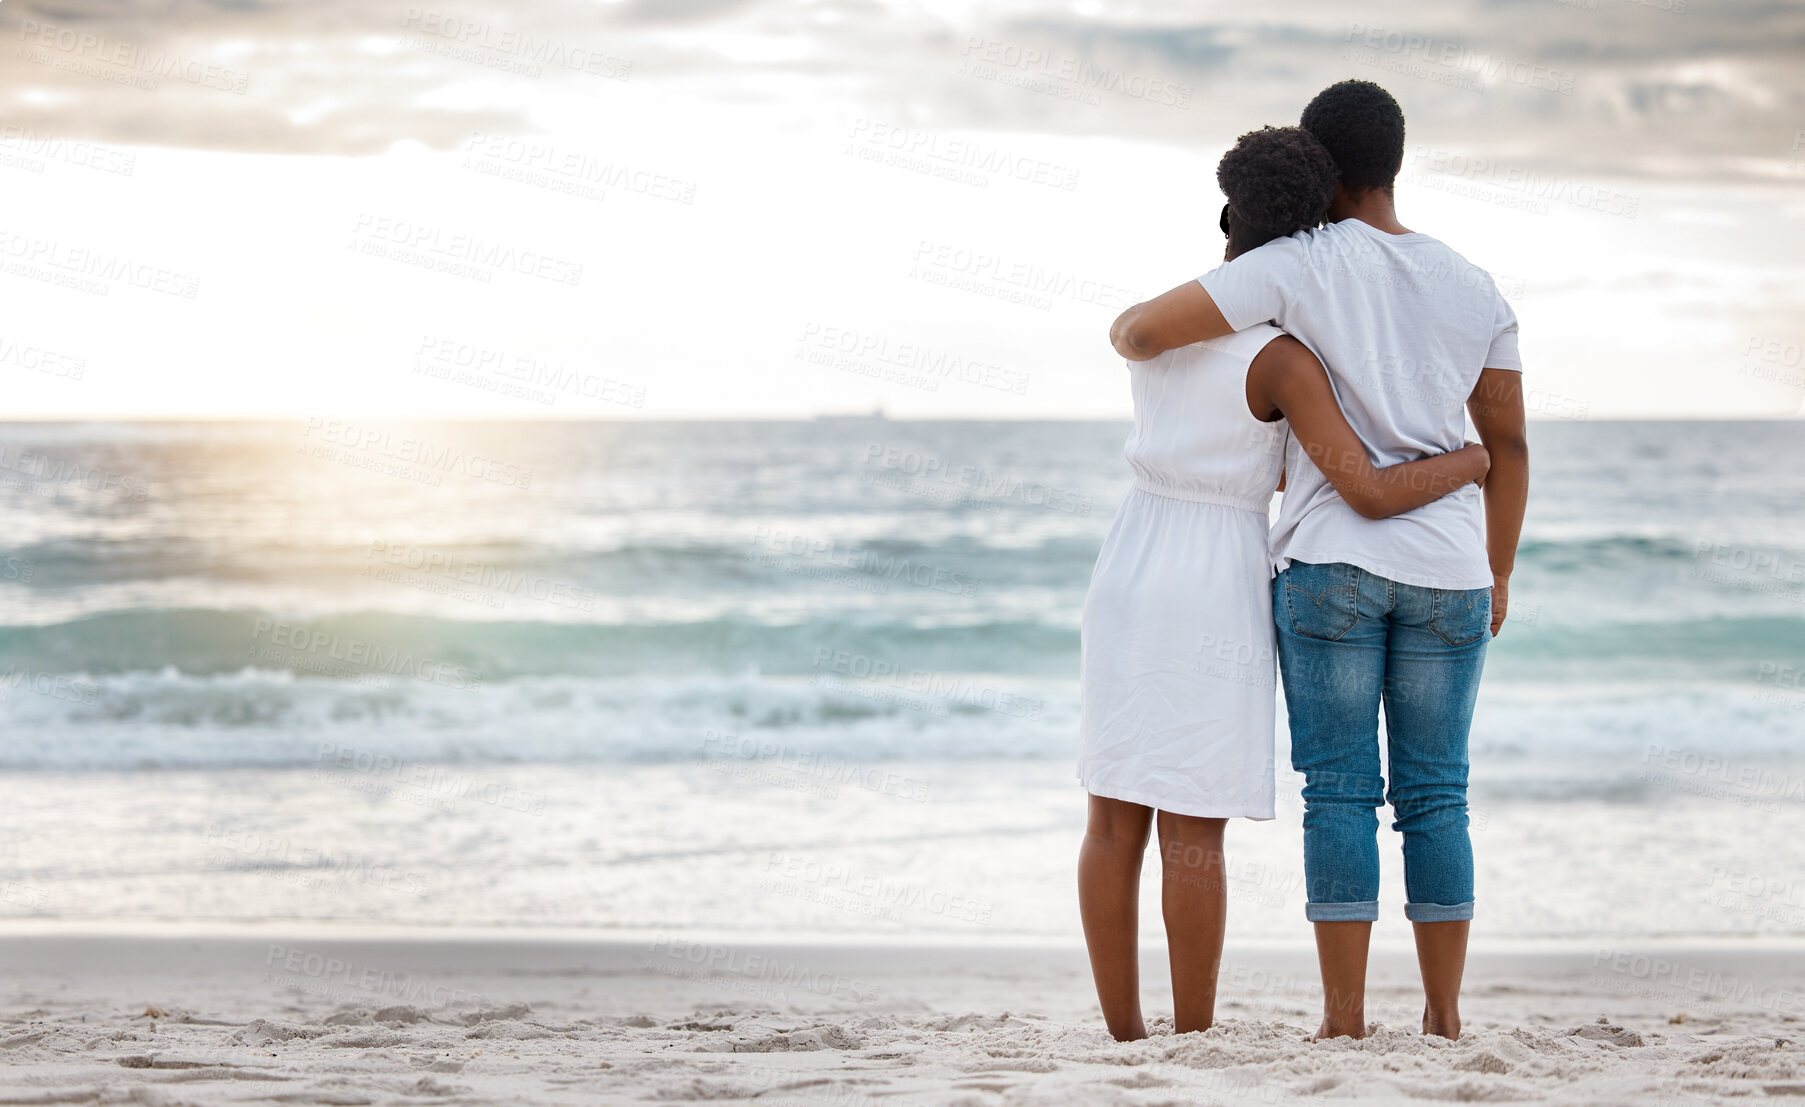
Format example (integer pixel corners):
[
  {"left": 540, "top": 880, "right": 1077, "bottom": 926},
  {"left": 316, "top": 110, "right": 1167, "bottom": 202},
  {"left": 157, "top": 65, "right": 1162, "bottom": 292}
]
[{"left": 1273, "top": 561, "right": 1490, "bottom": 923}]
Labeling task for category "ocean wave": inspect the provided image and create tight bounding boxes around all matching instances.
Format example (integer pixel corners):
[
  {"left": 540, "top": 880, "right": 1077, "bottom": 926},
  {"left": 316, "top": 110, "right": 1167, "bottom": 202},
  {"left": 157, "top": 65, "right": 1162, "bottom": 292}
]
[
  {"left": 1, "top": 604, "right": 1797, "bottom": 687},
  {"left": 0, "top": 668, "right": 1076, "bottom": 771},
  {"left": 0, "top": 608, "right": 1083, "bottom": 679},
  {"left": 0, "top": 653, "right": 1800, "bottom": 777}
]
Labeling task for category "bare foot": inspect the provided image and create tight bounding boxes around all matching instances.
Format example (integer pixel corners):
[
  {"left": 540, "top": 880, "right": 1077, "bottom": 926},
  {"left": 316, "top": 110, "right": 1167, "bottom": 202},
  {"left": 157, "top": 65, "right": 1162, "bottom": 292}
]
[
  {"left": 1110, "top": 1021, "right": 1150, "bottom": 1042},
  {"left": 1312, "top": 1019, "right": 1368, "bottom": 1041},
  {"left": 1422, "top": 1009, "right": 1460, "bottom": 1040}
]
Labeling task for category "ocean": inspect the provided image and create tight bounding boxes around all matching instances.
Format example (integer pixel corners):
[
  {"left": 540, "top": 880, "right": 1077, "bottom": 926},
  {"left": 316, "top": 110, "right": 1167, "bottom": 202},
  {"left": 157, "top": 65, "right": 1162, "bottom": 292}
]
[{"left": 0, "top": 419, "right": 1800, "bottom": 945}]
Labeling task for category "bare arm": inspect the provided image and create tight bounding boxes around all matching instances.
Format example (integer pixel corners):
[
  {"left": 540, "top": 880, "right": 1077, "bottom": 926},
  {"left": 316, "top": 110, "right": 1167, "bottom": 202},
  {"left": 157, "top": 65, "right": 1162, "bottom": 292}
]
[
  {"left": 1250, "top": 337, "right": 1489, "bottom": 520},
  {"left": 1466, "top": 367, "right": 1529, "bottom": 636},
  {"left": 1109, "top": 280, "right": 1234, "bottom": 361}
]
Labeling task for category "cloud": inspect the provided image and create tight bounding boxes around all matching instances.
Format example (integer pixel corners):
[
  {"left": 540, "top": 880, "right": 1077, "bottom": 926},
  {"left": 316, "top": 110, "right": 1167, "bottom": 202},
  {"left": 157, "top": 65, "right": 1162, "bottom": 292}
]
[
  {"left": 610, "top": 0, "right": 764, "bottom": 25},
  {"left": 0, "top": 0, "right": 1798, "bottom": 181}
]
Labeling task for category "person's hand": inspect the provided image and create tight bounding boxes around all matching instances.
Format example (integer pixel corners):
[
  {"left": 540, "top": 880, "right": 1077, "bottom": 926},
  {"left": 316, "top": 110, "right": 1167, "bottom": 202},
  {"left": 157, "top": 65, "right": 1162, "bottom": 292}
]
[
  {"left": 1465, "top": 440, "right": 1491, "bottom": 488},
  {"left": 1490, "top": 573, "right": 1509, "bottom": 637}
]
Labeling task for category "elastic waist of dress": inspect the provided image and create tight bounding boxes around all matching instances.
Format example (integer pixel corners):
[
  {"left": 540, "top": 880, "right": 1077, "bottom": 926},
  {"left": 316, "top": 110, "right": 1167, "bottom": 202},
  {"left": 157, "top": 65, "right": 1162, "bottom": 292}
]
[{"left": 1130, "top": 476, "right": 1271, "bottom": 515}]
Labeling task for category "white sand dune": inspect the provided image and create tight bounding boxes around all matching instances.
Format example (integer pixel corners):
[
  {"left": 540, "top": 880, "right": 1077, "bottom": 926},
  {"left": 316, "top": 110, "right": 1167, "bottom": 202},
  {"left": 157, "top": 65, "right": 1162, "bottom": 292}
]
[{"left": 1, "top": 931, "right": 1802, "bottom": 1105}]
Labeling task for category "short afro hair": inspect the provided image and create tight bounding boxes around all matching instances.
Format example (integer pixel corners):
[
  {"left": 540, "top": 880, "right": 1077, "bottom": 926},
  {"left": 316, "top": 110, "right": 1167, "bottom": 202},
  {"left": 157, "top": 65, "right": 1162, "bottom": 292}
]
[
  {"left": 1300, "top": 79, "right": 1405, "bottom": 195},
  {"left": 1215, "top": 125, "right": 1339, "bottom": 255}
]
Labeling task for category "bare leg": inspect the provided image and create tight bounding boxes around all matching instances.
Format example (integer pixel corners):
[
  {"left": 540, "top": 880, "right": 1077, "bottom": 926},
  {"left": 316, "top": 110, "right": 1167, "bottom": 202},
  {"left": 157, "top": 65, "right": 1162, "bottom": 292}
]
[
  {"left": 1078, "top": 795, "right": 1153, "bottom": 1041},
  {"left": 1156, "top": 812, "right": 1228, "bottom": 1034},
  {"left": 1413, "top": 919, "right": 1468, "bottom": 1039},
  {"left": 1312, "top": 921, "right": 1372, "bottom": 1039}
]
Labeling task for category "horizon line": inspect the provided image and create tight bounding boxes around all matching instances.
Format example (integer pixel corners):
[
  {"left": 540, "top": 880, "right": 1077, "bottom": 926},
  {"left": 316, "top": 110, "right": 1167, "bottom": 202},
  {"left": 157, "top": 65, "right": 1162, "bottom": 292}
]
[{"left": 0, "top": 414, "right": 1798, "bottom": 425}]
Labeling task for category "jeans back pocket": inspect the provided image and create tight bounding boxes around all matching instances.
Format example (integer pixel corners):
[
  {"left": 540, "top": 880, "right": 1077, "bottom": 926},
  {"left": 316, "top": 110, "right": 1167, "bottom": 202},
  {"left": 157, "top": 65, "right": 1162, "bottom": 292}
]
[
  {"left": 1282, "top": 562, "right": 1360, "bottom": 641},
  {"left": 1429, "top": 587, "right": 1492, "bottom": 647}
]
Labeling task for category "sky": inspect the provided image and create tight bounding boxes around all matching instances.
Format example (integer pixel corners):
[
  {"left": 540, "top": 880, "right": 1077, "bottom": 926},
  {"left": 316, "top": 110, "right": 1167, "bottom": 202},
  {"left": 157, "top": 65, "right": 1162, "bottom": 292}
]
[{"left": 0, "top": 0, "right": 1801, "bottom": 420}]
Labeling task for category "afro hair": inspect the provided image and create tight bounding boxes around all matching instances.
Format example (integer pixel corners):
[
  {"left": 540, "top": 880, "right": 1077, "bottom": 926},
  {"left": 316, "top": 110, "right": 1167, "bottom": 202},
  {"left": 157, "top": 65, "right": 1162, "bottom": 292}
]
[
  {"left": 1299, "top": 79, "right": 1405, "bottom": 195},
  {"left": 1215, "top": 125, "right": 1340, "bottom": 241}
]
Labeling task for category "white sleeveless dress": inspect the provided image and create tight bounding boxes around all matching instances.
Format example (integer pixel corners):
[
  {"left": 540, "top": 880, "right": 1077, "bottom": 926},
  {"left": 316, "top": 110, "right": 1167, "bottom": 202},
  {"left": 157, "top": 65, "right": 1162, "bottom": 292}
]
[{"left": 1078, "top": 324, "right": 1288, "bottom": 819}]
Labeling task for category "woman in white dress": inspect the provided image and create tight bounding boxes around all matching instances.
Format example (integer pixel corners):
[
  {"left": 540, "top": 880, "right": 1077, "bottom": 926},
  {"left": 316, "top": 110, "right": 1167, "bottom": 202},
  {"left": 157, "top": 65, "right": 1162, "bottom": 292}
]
[{"left": 1078, "top": 126, "right": 1491, "bottom": 1040}]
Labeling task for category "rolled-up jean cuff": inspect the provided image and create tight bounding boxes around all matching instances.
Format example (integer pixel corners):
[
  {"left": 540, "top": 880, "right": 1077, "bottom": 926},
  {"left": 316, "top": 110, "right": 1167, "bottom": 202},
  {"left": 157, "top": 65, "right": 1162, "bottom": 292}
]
[
  {"left": 1305, "top": 900, "right": 1379, "bottom": 923},
  {"left": 1405, "top": 900, "right": 1474, "bottom": 923}
]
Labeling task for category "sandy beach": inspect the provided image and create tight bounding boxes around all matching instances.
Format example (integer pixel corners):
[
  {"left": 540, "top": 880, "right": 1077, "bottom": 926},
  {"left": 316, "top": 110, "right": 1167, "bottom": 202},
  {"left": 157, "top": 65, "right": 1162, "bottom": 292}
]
[
  {"left": 1, "top": 929, "right": 1801, "bottom": 1105},
  {"left": 2, "top": 0, "right": 1802, "bottom": 1089}
]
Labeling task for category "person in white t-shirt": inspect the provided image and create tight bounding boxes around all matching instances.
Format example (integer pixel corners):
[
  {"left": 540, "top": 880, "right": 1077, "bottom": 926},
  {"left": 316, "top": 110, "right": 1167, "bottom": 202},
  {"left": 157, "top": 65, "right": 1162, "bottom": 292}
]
[
  {"left": 1076, "top": 125, "right": 1491, "bottom": 1044},
  {"left": 1106, "top": 80, "right": 1530, "bottom": 1043}
]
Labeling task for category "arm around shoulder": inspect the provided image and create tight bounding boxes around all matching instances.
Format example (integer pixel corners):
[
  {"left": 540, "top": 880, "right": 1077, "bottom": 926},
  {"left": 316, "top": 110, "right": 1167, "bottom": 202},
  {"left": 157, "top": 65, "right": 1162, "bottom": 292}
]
[
  {"left": 1112, "top": 237, "right": 1303, "bottom": 360},
  {"left": 1109, "top": 280, "right": 1233, "bottom": 361}
]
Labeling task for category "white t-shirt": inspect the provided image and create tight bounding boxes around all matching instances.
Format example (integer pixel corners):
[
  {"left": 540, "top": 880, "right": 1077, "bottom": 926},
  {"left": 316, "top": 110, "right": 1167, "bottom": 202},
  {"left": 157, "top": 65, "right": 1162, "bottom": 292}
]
[{"left": 1197, "top": 218, "right": 1522, "bottom": 591}]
